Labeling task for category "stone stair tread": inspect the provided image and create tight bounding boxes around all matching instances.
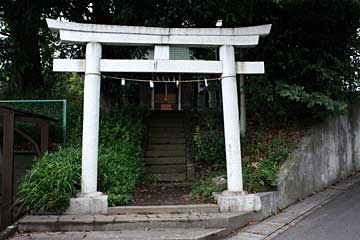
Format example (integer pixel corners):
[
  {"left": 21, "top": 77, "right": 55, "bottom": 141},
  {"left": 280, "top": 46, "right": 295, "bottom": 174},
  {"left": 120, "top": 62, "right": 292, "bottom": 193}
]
[
  {"left": 108, "top": 204, "right": 219, "bottom": 215},
  {"left": 145, "top": 150, "right": 186, "bottom": 158},
  {"left": 147, "top": 144, "right": 186, "bottom": 151},
  {"left": 146, "top": 164, "right": 186, "bottom": 174},
  {"left": 149, "top": 138, "right": 186, "bottom": 144},
  {"left": 145, "top": 157, "right": 186, "bottom": 165},
  {"left": 10, "top": 228, "right": 228, "bottom": 240},
  {"left": 148, "top": 132, "right": 185, "bottom": 138},
  {"left": 19, "top": 212, "right": 249, "bottom": 224},
  {"left": 149, "top": 126, "right": 184, "bottom": 129},
  {"left": 149, "top": 122, "right": 184, "bottom": 127},
  {"left": 18, "top": 212, "right": 253, "bottom": 234},
  {"left": 148, "top": 173, "right": 187, "bottom": 182}
]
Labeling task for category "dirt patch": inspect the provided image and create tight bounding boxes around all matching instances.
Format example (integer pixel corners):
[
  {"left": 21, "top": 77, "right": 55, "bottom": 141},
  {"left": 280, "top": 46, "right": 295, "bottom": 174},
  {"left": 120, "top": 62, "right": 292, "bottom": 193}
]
[{"left": 129, "top": 184, "right": 214, "bottom": 206}]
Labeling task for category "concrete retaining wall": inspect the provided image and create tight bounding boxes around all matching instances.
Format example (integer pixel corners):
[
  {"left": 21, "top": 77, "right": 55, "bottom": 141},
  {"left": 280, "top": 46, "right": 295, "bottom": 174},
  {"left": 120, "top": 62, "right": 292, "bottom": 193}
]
[
  {"left": 247, "top": 105, "right": 360, "bottom": 222},
  {"left": 276, "top": 105, "right": 360, "bottom": 209}
]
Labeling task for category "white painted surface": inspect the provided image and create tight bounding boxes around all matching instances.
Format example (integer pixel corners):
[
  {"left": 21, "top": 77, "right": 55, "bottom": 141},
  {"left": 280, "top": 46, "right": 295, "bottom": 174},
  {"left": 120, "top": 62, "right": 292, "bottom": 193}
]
[
  {"left": 47, "top": 19, "right": 271, "bottom": 36},
  {"left": 101, "top": 60, "right": 221, "bottom": 73},
  {"left": 81, "top": 42, "right": 102, "bottom": 194},
  {"left": 154, "top": 45, "right": 170, "bottom": 60},
  {"left": 59, "top": 30, "right": 259, "bottom": 47},
  {"left": 214, "top": 192, "right": 261, "bottom": 212},
  {"left": 53, "top": 59, "right": 85, "bottom": 72},
  {"left": 67, "top": 193, "right": 108, "bottom": 214},
  {"left": 46, "top": 19, "right": 271, "bottom": 47},
  {"left": 220, "top": 45, "right": 243, "bottom": 193},
  {"left": 236, "top": 61, "right": 264, "bottom": 74},
  {"left": 53, "top": 59, "right": 265, "bottom": 74}
]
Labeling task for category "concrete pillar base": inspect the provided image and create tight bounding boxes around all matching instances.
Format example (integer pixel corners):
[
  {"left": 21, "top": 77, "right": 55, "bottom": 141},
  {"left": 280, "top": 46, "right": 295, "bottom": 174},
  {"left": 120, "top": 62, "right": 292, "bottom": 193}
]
[
  {"left": 66, "top": 192, "right": 108, "bottom": 214},
  {"left": 214, "top": 191, "right": 261, "bottom": 212}
]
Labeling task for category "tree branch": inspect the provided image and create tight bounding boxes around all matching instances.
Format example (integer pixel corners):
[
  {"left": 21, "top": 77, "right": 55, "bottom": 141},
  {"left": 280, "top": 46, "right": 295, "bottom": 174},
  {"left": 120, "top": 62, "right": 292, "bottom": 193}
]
[{"left": 0, "top": 30, "right": 10, "bottom": 37}]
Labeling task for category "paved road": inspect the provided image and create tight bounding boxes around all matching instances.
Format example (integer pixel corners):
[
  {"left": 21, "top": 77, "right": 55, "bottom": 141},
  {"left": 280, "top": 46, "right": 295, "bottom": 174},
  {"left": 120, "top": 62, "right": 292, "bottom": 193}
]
[{"left": 274, "top": 181, "right": 360, "bottom": 240}]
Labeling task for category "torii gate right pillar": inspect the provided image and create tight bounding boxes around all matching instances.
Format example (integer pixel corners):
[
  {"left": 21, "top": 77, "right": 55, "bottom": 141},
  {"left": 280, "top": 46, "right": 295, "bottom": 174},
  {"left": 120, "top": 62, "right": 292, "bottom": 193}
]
[{"left": 214, "top": 45, "right": 261, "bottom": 212}]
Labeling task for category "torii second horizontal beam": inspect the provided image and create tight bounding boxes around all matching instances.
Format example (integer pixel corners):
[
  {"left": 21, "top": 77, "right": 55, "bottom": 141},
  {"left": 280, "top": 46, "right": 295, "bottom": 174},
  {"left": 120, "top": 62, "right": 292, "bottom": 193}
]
[{"left": 53, "top": 59, "right": 265, "bottom": 74}]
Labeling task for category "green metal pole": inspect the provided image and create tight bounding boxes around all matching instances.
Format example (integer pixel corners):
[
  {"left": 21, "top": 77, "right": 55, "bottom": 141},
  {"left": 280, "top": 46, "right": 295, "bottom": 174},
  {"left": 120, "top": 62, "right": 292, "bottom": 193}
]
[{"left": 63, "top": 100, "right": 67, "bottom": 144}]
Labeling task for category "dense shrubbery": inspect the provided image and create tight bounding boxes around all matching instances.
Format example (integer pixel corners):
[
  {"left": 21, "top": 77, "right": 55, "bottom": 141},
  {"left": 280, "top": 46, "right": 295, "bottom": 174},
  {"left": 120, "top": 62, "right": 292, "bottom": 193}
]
[
  {"left": 242, "top": 129, "right": 300, "bottom": 192},
  {"left": 189, "top": 177, "right": 221, "bottom": 200},
  {"left": 97, "top": 109, "right": 145, "bottom": 206},
  {"left": 191, "top": 116, "right": 302, "bottom": 197},
  {"left": 16, "top": 146, "right": 81, "bottom": 213},
  {"left": 16, "top": 106, "right": 145, "bottom": 213},
  {"left": 193, "top": 125, "right": 225, "bottom": 166}
]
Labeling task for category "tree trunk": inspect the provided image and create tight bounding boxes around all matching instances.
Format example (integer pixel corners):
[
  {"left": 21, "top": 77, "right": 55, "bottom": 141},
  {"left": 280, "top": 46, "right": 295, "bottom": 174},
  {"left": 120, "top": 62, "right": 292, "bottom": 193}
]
[{"left": 5, "top": 0, "right": 43, "bottom": 94}]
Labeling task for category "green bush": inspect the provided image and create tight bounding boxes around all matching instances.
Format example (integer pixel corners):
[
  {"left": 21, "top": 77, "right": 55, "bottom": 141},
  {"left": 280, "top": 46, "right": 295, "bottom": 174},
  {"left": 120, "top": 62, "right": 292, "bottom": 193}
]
[
  {"left": 98, "top": 110, "right": 145, "bottom": 206},
  {"left": 16, "top": 107, "right": 145, "bottom": 213},
  {"left": 189, "top": 178, "right": 221, "bottom": 200},
  {"left": 193, "top": 126, "right": 225, "bottom": 166},
  {"left": 191, "top": 124, "right": 300, "bottom": 196},
  {"left": 16, "top": 146, "right": 81, "bottom": 213},
  {"left": 243, "top": 131, "right": 296, "bottom": 192}
]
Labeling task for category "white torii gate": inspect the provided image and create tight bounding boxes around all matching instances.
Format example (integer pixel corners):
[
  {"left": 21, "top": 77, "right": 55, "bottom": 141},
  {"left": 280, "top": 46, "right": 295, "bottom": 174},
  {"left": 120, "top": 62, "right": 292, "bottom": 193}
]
[{"left": 46, "top": 19, "right": 271, "bottom": 214}]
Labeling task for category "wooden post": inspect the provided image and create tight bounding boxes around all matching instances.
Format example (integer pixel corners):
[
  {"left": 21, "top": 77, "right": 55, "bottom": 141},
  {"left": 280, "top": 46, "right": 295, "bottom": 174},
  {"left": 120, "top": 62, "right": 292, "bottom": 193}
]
[{"left": 1, "top": 111, "right": 15, "bottom": 228}]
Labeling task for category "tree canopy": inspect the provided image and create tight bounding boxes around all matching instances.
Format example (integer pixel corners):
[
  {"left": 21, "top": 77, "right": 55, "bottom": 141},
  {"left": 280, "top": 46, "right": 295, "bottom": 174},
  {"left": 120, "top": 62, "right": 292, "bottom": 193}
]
[{"left": 0, "top": 0, "right": 359, "bottom": 119}]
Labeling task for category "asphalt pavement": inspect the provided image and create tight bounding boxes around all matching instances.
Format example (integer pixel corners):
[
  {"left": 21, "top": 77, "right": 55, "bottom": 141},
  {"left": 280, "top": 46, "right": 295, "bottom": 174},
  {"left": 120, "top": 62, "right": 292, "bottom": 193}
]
[{"left": 273, "top": 181, "right": 360, "bottom": 240}]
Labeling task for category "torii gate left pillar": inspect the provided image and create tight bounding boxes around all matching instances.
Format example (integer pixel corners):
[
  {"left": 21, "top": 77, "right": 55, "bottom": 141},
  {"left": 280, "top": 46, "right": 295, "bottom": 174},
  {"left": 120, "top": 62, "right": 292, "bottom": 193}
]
[{"left": 67, "top": 42, "right": 108, "bottom": 214}]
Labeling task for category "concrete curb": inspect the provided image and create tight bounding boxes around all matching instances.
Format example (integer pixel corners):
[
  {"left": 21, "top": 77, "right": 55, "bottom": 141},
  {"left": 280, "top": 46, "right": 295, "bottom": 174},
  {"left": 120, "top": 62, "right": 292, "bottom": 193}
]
[
  {"left": 18, "top": 211, "right": 253, "bottom": 233},
  {"left": 228, "top": 174, "right": 360, "bottom": 240}
]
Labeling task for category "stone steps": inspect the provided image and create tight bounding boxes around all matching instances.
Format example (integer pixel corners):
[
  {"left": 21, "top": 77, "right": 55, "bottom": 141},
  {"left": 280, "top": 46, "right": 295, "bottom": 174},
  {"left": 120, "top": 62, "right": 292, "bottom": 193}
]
[
  {"left": 147, "top": 144, "right": 185, "bottom": 151},
  {"left": 145, "top": 157, "right": 186, "bottom": 165},
  {"left": 145, "top": 150, "right": 185, "bottom": 158},
  {"left": 148, "top": 131, "right": 186, "bottom": 138},
  {"left": 18, "top": 211, "right": 252, "bottom": 233},
  {"left": 147, "top": 173, "right": 187, "bottom": 182},
  {"left": 148, "top": 127, "right": 184, "bottom": 135},
  {"left": 10, "top": 228, "right": 228, "bottom": 240},
  {"left": 108, "top": 204, "right": 219, "bottom": 215},
  {"left": 146, "top": 164, "right": 187, "bottom": 174},
  {"left": 149, "top": 138, "right": 186, "bottom": 144},
  {"left": 145, "top": 111, "right": 187, "bottom": 182},
  {"left": 149, "top": 121, "right": 184, "bottom": 127}
]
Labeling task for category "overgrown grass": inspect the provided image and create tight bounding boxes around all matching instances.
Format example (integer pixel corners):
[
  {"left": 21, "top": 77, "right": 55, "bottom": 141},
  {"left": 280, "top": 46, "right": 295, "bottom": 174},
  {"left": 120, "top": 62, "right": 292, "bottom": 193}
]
[
  {"left": 242, "top": 127, "right": 303, "bottom": 192},
  {"left": 191, "top": 121, "right": 304, "bottom": 199},
  {"left": 16, "top": 146, "right": 81, "bottom": 213},
  {"left": 16, "top": 106, "right": 145, "bottom": 213},
  {"left": 189, "top": 177, "right": 222, "bottom": 201}
]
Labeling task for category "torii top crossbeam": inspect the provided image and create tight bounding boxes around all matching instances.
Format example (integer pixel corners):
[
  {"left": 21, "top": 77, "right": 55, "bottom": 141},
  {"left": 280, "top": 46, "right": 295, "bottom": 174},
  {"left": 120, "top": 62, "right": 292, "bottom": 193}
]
[
  {"left": 47, "top": 19, "right": 271, "bottom": 74},
  {"left": 47, "top": 19, "right": 271, "bottom": 47},
  {"left": 46, "top": 18, "right": 272, "bottom": 214}
]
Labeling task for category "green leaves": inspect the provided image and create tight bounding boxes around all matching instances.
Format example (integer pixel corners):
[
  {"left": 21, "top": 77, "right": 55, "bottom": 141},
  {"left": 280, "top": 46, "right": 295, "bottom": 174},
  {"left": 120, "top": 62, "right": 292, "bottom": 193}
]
[
  {"left": 242, "top": 129, "right": 298, "bottom": 192},
  {"left": 16, "top": 107, "right": 146, "bottom": 213},
  {"left": 193, "top": 125, "right": 225, "bottom": 166},
  {"left": 189, "top": 178, "right": 221, "bottom": 200},
  {"left": 277, "top": 82, "right": 347, "bottom": 113},
  {"left": 16, "top": 146, "right": 82, "bottom": 213}
]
